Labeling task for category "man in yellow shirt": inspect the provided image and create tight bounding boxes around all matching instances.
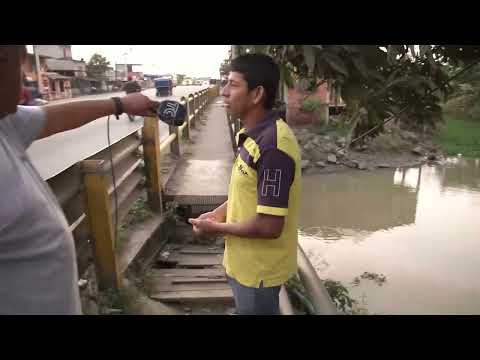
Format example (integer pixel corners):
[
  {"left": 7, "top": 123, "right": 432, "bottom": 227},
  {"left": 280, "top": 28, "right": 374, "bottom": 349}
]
[{"left": 189, "top": 54, "right": 301, "bottom": 315}]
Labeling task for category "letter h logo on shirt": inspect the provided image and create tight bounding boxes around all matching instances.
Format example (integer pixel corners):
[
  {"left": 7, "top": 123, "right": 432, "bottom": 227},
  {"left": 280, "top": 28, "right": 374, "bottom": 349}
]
[{"left": 261, "top": 169, "right": 282, "bottom": 197}]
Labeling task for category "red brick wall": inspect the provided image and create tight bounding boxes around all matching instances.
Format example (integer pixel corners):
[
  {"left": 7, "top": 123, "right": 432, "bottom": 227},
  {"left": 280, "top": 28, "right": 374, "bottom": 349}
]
[{"left": 287, "top": 82, "right": 330, "bottom": 125}]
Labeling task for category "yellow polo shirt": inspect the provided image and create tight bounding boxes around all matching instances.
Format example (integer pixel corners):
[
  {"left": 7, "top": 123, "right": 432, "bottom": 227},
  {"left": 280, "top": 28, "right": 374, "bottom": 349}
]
[{"left": 223, "top": 111, "right": 301, "bottom": 288}]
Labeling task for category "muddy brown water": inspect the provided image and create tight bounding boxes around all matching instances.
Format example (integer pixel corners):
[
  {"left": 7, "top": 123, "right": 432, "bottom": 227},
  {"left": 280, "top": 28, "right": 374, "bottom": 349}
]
[{"left": 299, "top": 157, "right": 480, "bottom": 314}]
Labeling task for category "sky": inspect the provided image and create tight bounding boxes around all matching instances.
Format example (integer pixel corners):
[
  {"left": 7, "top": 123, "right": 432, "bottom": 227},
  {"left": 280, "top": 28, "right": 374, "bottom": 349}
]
[
  {"left": 71, "top": 45, "right": 230, "bottom": 78},
  {"left": 27, "top": 45, "right": 230, "bottom": 78}
]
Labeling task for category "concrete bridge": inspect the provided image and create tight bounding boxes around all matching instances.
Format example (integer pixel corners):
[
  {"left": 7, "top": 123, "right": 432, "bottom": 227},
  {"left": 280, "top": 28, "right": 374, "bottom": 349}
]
[{"left": 39, "top": 85, "right": 336, "bottom": 315}]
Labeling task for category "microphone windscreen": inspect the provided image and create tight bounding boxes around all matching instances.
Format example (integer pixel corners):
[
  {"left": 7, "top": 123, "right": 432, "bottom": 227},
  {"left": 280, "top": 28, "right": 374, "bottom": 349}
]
[{"left": 157, "top": 100, "right": 186, "bottom": 126}]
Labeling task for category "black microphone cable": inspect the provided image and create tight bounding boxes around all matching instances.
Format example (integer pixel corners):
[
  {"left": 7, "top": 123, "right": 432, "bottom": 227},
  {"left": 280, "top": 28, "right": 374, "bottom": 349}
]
[{"left": 106, "top": 114, "right": 119, "bottom": 248}]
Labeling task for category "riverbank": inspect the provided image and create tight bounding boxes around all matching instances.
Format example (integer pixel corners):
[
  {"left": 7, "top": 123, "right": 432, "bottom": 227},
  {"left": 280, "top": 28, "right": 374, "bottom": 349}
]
[{"left": 292, "top": 123, "right": 444, "bottom": 176}]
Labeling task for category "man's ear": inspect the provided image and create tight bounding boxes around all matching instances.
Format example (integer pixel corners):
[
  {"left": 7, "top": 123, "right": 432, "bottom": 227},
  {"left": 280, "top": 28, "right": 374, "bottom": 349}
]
[{"left": 252, "top": 86, "right": 266, "bottom": 106}]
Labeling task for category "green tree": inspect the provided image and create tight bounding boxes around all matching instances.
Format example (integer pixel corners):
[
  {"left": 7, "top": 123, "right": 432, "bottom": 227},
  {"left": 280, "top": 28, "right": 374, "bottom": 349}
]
[
  {"left": 86, "top": 53, "right": 110, "bottom": 80},
  {"left": 444, "top": 62, "right": 480, "bottom": 119},
  {"left": 236, "top": 45, "right": 480, "bottom": 147}
]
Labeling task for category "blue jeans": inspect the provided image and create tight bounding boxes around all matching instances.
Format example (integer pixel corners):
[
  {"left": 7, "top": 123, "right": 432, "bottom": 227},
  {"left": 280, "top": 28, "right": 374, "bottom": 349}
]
[{"left": 227, "top": 275, "right": 281, "bottom": 315}]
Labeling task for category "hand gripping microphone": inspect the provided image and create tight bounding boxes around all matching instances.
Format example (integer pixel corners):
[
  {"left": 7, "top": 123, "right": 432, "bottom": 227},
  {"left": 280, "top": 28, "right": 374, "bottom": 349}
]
[{"left": 156, "top": 100, "right": 187, "bottom": 126}]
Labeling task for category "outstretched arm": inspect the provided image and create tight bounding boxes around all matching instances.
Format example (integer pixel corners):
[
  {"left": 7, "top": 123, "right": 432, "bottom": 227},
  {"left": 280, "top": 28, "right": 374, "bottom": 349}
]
[{"left": 38, "top": 93, "right": 158, "bottom": 139}]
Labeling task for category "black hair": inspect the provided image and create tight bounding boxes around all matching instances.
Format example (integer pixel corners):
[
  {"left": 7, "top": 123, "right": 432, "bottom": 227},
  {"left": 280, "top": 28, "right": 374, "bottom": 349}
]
[{"left": 230, "top": 53, "right": 279, "bottom": 109}]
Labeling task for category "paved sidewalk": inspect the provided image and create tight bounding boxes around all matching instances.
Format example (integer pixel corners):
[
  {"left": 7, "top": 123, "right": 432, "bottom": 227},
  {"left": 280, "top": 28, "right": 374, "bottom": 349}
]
[
  {"left": 186, "top": 97, "right": 233, "bottom": 161},
  {"left": 162, "top": 96, "right": 234, "bottom": 207}
]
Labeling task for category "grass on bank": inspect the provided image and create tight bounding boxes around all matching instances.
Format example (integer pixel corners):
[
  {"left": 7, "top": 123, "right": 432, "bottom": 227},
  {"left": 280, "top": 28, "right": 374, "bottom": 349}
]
[{"left": 436, "top": 113, "right": 480, "bottom": 158}]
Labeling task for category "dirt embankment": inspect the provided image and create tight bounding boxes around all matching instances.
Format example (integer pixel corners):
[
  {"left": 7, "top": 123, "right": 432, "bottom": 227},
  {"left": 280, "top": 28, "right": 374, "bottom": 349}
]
[{"left": 293, "top": 125, "right": 445, "bottom": 175}]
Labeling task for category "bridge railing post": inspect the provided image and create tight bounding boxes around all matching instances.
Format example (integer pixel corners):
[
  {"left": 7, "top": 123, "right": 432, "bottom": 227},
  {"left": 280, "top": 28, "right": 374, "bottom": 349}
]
[
  {"left": 180, "top": 96, "right": 190, "bottom": 140},
  {"left": 169, "top": 124, "right": 181, "bottom": 156},
  {"left": 197, "top": 90, "right": 203, "bottom": 118},
  {"left": 142, "top": 116, "right": 163, "bottom": 212},
  {"left": 81, "top": 159, "right": 120, "bottom": 291},
  {"left": 191, "top": 92, "right": 195, "bottom": 127},
  {"left": 197, "top": 91, "right": 202, "bottom": 120},
  {"left": 193, "top": 93, "right": 199, "bottom": 128}
]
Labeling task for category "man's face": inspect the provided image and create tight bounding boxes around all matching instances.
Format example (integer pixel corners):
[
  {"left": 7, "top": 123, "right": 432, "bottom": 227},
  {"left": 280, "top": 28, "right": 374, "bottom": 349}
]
[
  {"left": 0, "top": 46, "right": 25, "bottom": 116},
  {"left": 221, "top": 71, "right": 255, "bottom": 119}
]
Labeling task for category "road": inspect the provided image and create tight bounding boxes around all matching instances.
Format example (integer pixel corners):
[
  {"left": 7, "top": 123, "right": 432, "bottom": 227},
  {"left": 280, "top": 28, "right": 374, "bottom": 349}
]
[{"left": 27, "top": 85, "right": 207, "bottom": 180}]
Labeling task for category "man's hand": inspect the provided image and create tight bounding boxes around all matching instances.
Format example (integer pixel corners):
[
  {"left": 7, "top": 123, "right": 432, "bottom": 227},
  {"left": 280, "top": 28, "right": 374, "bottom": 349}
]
[
  {"left": 188, "top": 218, "right": 224, "bottom": 236},
  {"left": 199, "top": 210, "right": 225, "bottom": 223},
  {"left": 188, "top": 211, "right": 225, "bottom": 237},
  {"left": 188, "top": 202, "right": 227, "bottom": 238},
  {"left": 121, "top": 93, "right": 159, "bottom": 117}
]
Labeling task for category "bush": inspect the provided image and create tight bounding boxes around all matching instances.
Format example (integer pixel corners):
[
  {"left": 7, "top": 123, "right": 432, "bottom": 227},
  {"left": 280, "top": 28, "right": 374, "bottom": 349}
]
[
  {"left": 299, "top": 97, "right": 330, "bottom": 125},
  {"left": 369, "top": 131, "right": 409, "bottom": 152},
  {"left": 300, "top": 96, "right": 324, "bottom": 114},
  {"left": 443, "top": 94, "right": 480, "bottom": 121}
]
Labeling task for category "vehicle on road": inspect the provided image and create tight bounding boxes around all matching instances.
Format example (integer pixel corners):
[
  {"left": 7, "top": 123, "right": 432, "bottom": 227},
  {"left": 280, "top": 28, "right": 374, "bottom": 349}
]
[
  {"left": 124, "top": 80, "right": 143, "bottom": 122},
  {"left": 155, "top": 78, "right": 173, "bottom": 97}
]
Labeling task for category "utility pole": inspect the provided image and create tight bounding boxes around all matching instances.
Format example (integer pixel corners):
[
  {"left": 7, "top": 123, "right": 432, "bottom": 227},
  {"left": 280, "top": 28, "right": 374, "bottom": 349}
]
[
  {"left": 122, "top": 46, "right": 133, "bottom": 81},
  {"left": 33, "top": 45, "right": 44, "bottom": 95}
]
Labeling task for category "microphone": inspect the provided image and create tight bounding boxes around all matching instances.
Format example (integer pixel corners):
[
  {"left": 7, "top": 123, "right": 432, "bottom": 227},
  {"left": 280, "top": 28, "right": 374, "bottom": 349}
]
[{"left": 156, "top": 100, "right": 187, "bottom": 126}]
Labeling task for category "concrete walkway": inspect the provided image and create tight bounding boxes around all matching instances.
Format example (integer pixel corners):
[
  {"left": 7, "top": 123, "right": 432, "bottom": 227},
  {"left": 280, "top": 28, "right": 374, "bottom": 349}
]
[
  {"left": 163, "top": 97, "right": 235, "bottom": 207},
  {"left": 186, "top": 97, "right": 234, "bottom": 161}
]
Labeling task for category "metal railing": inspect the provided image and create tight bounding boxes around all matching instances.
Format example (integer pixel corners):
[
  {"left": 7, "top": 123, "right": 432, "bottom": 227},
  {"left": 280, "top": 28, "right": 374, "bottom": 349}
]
[{"left": 46, "top": 86, "right": 220, "bottom": 291}]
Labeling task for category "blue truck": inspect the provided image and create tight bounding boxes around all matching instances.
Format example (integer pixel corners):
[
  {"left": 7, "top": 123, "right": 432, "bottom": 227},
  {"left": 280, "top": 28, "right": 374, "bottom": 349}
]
[{"left": 154, "top": 78, "right": 173, "bottom": 97}]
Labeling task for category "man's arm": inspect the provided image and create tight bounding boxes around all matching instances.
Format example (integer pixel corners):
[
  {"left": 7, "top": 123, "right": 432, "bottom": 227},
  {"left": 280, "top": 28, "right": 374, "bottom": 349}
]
[
  {"left": 216, "top": 213, "right": 284, "bottom": 238},
  {"left": 38, "top": 93, "right": 158, "bottom": 140},
  {"left": 211, "top": 201, "right": 228, "bottom": 222},
  {"left": 39, "top": 99, "right": 116, "bottom": 139},
  {"left": 189, "top": 213, "right": 284, "bottom": 239}
]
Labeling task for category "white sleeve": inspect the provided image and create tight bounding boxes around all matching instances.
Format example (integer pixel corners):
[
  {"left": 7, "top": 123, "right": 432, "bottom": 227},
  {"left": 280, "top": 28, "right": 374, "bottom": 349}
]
[{"left": 11, "top": 106, "right": 47, "bottom": 149}]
